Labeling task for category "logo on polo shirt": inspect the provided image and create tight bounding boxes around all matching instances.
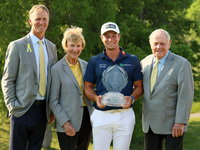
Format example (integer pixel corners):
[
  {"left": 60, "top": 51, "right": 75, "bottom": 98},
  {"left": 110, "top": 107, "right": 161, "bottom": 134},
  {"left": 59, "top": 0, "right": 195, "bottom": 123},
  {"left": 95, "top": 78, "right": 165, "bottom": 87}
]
[
  {"left": 120, "top": 63, "right": 132, "bottom": 67},
  {"left": 99, "top": 64, "right": 107, "bottom": 68}
]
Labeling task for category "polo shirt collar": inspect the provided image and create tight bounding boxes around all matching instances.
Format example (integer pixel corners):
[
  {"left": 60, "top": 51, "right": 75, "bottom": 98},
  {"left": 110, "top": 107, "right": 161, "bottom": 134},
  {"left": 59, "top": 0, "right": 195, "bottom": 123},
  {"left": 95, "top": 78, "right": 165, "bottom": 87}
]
[{"left": 102, "top": 47, "right": 127, "bottom": 60}]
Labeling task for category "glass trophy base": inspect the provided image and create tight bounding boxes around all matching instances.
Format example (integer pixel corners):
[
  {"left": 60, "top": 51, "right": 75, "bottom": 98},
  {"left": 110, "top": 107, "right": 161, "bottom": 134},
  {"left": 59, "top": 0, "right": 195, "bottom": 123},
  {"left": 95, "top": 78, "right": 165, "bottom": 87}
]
[{"left": 101, "top": 92, "right": 127, "bottom": 107}]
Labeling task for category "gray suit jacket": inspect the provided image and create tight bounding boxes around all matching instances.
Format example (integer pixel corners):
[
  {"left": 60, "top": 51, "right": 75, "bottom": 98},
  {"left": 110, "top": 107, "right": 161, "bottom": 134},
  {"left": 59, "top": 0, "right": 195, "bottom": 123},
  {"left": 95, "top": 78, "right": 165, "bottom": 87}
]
[
  {"left": 141, "top": 51, "right": 194, "bottom": 134},
  {"left": 1, "top": 34, "right": 57, "bottom": 120},
  {"left": 49, "top": 57, "right": 93, "bottom": 132}
]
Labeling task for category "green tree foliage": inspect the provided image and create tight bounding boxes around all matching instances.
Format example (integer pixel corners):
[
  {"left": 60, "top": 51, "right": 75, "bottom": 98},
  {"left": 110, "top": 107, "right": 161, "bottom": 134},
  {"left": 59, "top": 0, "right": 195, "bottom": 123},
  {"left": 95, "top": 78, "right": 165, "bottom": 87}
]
[
  {"left": 186, "top": 0, "right": 200, "bottom": 102},
  {"left": 0, "top": 0, "right": 199, "bottom": 149},
  {"left": 139, "top": 0, "right": 194, "bottom": 58},
  {"left": 0, "top": 0, "right": 30, "bottom": 79}
]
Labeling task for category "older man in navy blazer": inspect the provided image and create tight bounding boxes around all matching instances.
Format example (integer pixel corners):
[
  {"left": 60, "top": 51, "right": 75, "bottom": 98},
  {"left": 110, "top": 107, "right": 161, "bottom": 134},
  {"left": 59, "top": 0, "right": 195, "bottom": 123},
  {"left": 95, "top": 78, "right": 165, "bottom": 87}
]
[
  {"left": 1, "top": 4, "right": 57, "bottom": 150},
  {"left": 141, "top": 29, "right": 194, "bottom": 150}
]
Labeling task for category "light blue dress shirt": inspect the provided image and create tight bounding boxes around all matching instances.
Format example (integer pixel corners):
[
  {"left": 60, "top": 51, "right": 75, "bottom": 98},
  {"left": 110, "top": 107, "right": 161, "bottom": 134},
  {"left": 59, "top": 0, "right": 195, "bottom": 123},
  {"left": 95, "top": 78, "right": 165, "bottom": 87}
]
[{"left": 152, "top": 51, "right": 169, "bottom": 77}]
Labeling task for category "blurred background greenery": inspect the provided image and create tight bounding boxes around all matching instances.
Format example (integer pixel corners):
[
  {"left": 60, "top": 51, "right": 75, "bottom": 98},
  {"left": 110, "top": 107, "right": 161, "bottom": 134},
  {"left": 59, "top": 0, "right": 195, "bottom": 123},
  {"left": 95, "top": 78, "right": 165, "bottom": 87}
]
[{"left": 0, "top": 0, "right": 200, "bottom": 149}]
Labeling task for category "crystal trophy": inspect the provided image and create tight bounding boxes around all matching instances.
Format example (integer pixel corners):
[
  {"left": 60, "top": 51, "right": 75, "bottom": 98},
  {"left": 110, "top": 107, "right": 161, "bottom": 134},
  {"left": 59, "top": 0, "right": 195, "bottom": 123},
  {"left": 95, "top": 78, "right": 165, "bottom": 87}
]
[{"left": 101, "top": 64, "right": 128, "bottom": 107}]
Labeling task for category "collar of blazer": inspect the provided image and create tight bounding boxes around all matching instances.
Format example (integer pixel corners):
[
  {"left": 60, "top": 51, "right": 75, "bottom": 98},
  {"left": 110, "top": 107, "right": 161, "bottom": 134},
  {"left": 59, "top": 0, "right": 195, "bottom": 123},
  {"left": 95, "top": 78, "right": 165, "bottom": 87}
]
[{"left": 62, "top": 57, "right": 85, "bottom": 92}]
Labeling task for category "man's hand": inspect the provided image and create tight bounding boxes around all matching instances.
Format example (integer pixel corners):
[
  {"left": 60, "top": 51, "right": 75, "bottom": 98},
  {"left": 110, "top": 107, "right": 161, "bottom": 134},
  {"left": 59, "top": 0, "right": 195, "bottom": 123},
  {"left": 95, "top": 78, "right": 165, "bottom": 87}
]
[
  {"left": 48, "top": 112, "right": 55, "bottom": 125},
  {"left": 122, "top": 96, "right": 132, "bottom": 109},
  {"left": 96, "top": 95, "right": 106, "bottom": 109},
  {"left": 63, "top": 121, "right": 76, "bottom": 137},
  {"left": 172, "top": 123, "right": 184, "bottom": 138}
]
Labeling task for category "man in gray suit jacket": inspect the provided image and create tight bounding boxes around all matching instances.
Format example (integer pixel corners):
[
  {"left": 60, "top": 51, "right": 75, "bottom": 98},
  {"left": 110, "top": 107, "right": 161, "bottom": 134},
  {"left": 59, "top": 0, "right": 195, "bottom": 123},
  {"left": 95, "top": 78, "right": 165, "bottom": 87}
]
[
  {"left": 1, "top": 4, "right": 57, "bottom": 150},
  {"left": 141, "top": 29, "right": 194, "bottom": 150}
]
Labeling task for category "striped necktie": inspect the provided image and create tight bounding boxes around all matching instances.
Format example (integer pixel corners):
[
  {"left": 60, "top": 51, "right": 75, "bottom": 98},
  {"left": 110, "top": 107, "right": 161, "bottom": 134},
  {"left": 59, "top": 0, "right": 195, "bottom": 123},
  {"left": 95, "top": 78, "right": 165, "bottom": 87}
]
[
  {"left": 38, "top": 40, "right": 46, "bottom": 97},
  {"left": 150, "top": 59, "right": 160, "bottom": 92}
]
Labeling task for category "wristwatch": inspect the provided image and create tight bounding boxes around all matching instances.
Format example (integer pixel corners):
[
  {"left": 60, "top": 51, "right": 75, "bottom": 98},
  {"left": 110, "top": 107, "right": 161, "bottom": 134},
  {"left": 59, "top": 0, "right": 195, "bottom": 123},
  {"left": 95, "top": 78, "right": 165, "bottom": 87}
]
[{"left": 130, "top": 95, "right": 135, "bottom": 104}]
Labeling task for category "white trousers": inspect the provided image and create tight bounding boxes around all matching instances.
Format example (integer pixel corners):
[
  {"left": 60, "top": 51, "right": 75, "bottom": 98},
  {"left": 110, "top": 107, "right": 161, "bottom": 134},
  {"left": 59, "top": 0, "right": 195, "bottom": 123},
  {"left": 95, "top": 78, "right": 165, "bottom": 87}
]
[{"left": 91, "top": 108, "right": 135, "bottom": 150}]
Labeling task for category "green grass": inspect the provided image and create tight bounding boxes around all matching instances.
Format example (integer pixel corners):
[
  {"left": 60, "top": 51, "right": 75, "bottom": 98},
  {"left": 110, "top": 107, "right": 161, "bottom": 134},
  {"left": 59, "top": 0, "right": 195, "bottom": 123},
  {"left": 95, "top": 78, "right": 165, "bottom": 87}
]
[
  {"left": 40, "top": 129, "right": 113, "bottom": 150},
  {"left": 0, "top": 95, "right": 199, "bottom": 150},
  {"left": 184, "top": 117, "right": 200, "bottom": 150},
  {"left": 2, "top": 114, "right": 200, "bottom": 150},
  {"left": 191, "top": 101, "right": 200, "bottom": 113},
  {"left": 0, "top": 95, "right": 113, "bottom": 150},
  {"left": 0, "top": 98, "right": 10, "bottom": 150}
]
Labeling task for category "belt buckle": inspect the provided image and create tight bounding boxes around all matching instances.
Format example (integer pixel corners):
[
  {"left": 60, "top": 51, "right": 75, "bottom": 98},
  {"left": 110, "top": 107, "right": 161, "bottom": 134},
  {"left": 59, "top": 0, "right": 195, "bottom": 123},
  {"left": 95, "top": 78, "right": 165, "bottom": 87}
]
[
  {"left": 110, "top": 109, "right": 121, "bottom": 113},
  {"left": 109, "top": 109, "right": 128, "bottom": 113}
]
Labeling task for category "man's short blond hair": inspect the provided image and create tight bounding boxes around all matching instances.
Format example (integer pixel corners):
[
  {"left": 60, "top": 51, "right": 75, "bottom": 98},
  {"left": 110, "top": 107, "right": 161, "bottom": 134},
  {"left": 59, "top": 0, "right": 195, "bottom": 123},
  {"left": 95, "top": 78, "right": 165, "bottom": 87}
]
[
  {"left": 62, "top": 27, "right": 85, "bottom": 51},
  {"left": 29, "top": 4, "right": 49, "bottom": 18}
]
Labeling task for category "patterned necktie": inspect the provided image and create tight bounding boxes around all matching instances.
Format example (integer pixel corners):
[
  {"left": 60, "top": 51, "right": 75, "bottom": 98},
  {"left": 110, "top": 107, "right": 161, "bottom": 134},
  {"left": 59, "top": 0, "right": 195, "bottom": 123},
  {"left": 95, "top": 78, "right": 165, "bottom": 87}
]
[
  {"left": 150, "top": 59, "right": 160, "bottom": 92},
  {"left": 38, "top": 40, "right": 46, "bottom": 97}
]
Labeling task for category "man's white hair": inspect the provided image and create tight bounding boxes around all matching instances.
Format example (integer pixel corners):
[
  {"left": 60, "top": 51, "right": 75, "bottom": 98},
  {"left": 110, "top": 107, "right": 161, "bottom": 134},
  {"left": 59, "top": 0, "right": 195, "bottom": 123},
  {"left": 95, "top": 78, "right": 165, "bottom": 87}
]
[{"left": 149, "top": 29, "right": 171, "bottom": 42}]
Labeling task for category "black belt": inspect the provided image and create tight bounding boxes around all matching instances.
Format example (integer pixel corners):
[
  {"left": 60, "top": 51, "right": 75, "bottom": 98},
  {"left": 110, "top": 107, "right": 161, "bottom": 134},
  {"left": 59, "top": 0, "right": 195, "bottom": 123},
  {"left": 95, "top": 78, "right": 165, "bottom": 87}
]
[{"left": 33, "top": 100, "right": 46, "bottom": 106}]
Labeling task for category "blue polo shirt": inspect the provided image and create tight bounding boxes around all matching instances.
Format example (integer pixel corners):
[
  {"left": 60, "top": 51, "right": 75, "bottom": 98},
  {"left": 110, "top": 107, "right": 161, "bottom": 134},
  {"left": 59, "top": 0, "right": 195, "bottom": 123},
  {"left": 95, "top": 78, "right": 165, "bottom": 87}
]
[{"left": 84, "top": 47, "right": 143, "bottom": 111}]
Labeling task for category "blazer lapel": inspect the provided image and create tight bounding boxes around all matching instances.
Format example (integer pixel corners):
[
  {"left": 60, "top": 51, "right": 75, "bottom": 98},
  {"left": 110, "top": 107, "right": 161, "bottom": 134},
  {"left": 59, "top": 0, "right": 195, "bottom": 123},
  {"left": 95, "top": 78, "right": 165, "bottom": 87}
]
[
  {"left": 79, "top": 58, "right": 86, "bottom": 89},
  {"left": 62, "top": 57, "right": 81, "bottom": 92},
  {"left": 146, "top": 55, "right": 154, "bottom": 94},
  {"left": 44, "top": 39, "right": 52, "bottom": 74},
  {"left": 24, "top": 34, "right": 37, "bottom": 77}
]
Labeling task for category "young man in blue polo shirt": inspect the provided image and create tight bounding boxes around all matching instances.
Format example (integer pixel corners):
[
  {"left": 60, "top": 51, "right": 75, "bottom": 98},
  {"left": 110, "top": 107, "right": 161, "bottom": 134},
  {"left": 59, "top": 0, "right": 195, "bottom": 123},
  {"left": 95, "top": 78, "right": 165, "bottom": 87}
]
[{"left": 84, "top": 22, "right": 143, "bottom": 150}]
